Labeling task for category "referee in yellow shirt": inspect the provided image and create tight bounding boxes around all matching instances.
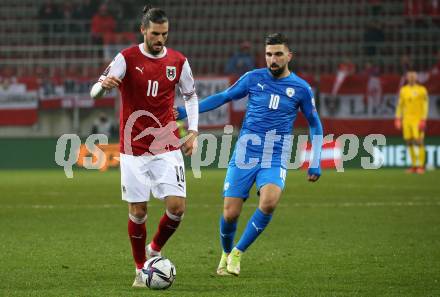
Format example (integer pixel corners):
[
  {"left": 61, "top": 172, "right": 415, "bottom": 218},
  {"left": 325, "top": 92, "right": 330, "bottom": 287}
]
[{"left": 394, "top": 71, "right": 429, "bottom": 174}]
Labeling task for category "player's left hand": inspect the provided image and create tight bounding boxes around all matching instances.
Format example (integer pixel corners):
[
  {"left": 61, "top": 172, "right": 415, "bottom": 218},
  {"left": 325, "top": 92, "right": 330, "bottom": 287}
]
[
  {"left": 307, "top": 167, "right": 321, "bottom": 182},
  {"left": 173, "top": 107, "right": 179, "bottom": 119},
  {"left": 181, "top": 130, "right": 198, "bottom": 156},
  {"left": 419, "top": 119, "right": 426, "bottom": 131},
  {"left": 173, "top": 106, "right": 186, "bottom": 120},
  {"left": 394, "top": 118, "right": 402, "bottom": 130}
]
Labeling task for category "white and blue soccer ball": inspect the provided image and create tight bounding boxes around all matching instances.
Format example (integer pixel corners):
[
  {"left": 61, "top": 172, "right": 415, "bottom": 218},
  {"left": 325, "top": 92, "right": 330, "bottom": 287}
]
[{"left": 141, "top": 256, "right": 176, "bottom": 290}]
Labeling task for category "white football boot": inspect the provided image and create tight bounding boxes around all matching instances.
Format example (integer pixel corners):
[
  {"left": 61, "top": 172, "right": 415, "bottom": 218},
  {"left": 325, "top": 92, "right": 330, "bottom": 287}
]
[
  {"left": 216, "top": 251, "right": 232, "bottom": 276},
  {"left": 132, "top": 268, "right": 146, "bottom": 288},
  {"left": 226, "top": 247, "right": 242, "bottom": 276}
]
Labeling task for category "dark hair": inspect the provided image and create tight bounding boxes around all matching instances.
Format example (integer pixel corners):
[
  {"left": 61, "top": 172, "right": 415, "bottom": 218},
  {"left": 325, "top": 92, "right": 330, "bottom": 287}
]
[
  {"left": 265, "top": 33, "right": 290, "bottom": 49},
  {"left": 141, "top": 5, "right": 168, "bottom": 27}
]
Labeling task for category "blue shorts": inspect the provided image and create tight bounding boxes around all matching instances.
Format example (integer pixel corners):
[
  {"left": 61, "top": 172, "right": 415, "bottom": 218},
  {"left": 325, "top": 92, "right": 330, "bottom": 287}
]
[{"left": 222, "top": 164, "right": 287, "bottom": 199}]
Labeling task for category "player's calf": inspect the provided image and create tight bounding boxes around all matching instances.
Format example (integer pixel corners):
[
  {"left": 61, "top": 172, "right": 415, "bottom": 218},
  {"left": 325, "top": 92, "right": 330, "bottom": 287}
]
[
  {"left": 128, "top": 213, "right": 148, "bottom": 269},
  {"left": 150, "top": 209, "right": 183, "bottom": 252}
]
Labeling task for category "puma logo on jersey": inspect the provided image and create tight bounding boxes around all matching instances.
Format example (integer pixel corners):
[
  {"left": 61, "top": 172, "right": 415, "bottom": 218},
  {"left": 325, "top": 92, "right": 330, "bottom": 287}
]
[
  {"left": 136, "top": 66, "right": 144, "bottom": 74},
  {"left": 257, "top": 83, "right": 265, "bottom": 90}
]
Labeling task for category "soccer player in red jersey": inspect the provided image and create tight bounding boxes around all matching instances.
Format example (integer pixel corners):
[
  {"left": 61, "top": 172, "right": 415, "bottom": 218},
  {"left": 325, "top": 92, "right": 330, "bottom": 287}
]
[{"left": 90, "top": 6, "right": 198, "bottom": 287}]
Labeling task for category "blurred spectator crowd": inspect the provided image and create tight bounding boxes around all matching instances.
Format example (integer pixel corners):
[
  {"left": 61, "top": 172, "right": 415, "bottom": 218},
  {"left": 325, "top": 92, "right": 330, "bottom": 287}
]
[
  {"left": 1, "top": 0, "right": 439, "bottom": 98},
  {"left": 37, "top": 0, "right": 140, "bottom": 44}
]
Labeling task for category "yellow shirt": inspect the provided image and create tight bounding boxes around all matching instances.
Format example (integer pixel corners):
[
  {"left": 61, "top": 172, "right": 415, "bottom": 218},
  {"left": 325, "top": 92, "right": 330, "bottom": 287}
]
[{"left": 395, "top": 84, "right": 429, "bottom": 122}]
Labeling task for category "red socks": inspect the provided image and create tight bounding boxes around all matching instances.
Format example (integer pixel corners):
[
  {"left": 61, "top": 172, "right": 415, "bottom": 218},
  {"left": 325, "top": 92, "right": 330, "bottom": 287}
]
[
  {"left": 150, "top": 210, "right": 182, "bottom": 252},
  {"left": 128, "top": 214, "right": 147, "bottom": 269},
  {"left": 128, "top": 211, "right": 182, "bottom": 269}
]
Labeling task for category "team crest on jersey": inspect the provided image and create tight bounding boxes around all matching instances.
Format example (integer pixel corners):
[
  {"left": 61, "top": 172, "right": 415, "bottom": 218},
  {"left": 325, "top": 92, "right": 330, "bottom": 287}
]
[
  {"left": 166, "top": 66, "right": 176, "bottom": 81},
  {"left": 286, "top": 87, "right": 295, "bottom": 98}
]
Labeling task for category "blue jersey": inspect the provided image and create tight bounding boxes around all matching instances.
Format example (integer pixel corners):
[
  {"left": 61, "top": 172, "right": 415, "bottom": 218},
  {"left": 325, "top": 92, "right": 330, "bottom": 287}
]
[
  {"left": 232, "top": 68, "right": 314, "bottom": 135},
  {"left": 177, "top": 68, "right": 322, "bottom": 170},
  {"left": 224, "top": 68, "right": 317, "bottom": 167}
]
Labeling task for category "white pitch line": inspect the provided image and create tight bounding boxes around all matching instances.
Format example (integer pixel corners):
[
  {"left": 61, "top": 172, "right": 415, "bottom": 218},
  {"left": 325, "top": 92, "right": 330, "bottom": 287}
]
[{"left": 1, "top": 201, "right": 440, "bottom": 210}]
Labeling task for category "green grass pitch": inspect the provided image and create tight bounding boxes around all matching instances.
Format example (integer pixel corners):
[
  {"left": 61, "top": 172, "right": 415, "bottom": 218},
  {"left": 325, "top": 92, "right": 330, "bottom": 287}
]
[{"left": 0, "top": 169, "right": 439, "bottom": 297}]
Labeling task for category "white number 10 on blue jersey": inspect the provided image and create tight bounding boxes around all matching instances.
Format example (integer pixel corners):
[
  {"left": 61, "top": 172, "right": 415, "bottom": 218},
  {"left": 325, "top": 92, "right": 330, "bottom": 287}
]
[{"left": 269, "top": 94, "right": 280, "bottom": 109}]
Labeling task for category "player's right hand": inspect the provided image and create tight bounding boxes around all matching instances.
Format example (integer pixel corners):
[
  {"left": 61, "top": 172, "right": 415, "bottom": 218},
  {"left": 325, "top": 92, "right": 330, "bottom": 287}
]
[
  {"left": 307, "top": 167, "right": 321, "bottom": 182},
  {"left": 101, "top": 76, "right": 122, "bottom": 90},
  {"left": 173, "top": 106, "right": 187, "bottom": 120},
  {"left": 173, "top": 107, "right": 179, "bottom": 119},
  {"left": 394, "top": 118, "right": 401, "bottom": 130}
]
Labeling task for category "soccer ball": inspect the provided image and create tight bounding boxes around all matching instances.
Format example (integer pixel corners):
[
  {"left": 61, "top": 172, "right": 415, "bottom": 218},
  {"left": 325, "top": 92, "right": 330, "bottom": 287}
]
[{"left": 141, "top": 256, "right": 176, "bottom": 290}]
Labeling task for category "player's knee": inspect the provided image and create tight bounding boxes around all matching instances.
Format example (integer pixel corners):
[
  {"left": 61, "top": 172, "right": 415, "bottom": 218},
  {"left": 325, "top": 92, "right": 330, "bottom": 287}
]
[
  {"left": 259, "top": 204, "right": 276, "bottom": 214},
  {"left": 259, "top": 198, "right": 278, "bottom": 214},
  {"left": 259, "top": 196, "right": 280, "bottom": 214},
  {"left": 128, "top": 203, "right": 147, "bottom": 219},
  {"left": 128, "top": 205, "right": 147, "bottom": 224},
  {"left": 223, "top": 208, "right": 240, "bottom": 222},
  {"left": 167, "top": 205, "right": 185, "bottom": 218}
]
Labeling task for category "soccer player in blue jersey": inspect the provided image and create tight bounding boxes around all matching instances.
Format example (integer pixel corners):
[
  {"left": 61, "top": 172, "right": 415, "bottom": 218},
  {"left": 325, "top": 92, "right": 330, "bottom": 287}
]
[{"left": 176, "top": 33, "right": 323, "bottom": 276}]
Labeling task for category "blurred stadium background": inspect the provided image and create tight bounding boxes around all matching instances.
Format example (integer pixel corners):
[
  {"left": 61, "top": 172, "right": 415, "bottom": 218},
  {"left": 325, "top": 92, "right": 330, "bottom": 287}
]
[{"left": 0, "top": 0, "right": 439, "bottom": 169}]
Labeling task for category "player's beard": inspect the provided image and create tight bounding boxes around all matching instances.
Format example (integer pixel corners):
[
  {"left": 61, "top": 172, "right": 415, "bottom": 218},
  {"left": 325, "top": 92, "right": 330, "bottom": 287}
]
[
  {"left": 269, "top": 63, "right": 286, "bottom": 77},
  {"left": 146, "top": 40, "right": 163, "bottom": 56}
]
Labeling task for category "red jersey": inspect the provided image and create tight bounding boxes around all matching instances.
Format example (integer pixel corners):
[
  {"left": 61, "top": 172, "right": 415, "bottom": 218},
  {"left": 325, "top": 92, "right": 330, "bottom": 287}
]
[{"left": 99, "top": 44, "right": 196, "bottom": 156}]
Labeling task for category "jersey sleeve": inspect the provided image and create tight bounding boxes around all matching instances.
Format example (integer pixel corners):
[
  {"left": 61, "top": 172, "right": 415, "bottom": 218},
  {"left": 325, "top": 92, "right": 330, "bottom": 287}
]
[
  {"left": 395, "top": 88, "right": 404, "bottom": 119},
  {"left": 98, "top": 53, "right": 126, "bottom": 82},
  {"left": 223, "top": 71, "right": 251, "bottom": 100},
  {"left": 176, "top": 71, "right": 251, "bottom": 120},
  {"left": 178, "top": 59, "right": 196, "bottom": 100},
  {"left": 298, "top": 85, "right": 317, "bottom": 118},
  {"left": 299, "top": 85, "right": 323, "bottom": 172},
  {"left": 421, "top": 87, "right": 429, "bottom": 120}
]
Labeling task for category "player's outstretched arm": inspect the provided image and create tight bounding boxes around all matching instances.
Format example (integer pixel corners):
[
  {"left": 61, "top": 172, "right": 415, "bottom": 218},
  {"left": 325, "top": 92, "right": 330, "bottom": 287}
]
[
  {"left": 176, "top": 92, "right": 231, "bottom": 119},
  {"left": 305, "top": 111, "right": 323, "bottom": 182},
  {"left": 299, "top": 86, "right": 323, "bottom": 182},
  {"left": 176, "top": 72, "right": 251, "bottom": 120}
]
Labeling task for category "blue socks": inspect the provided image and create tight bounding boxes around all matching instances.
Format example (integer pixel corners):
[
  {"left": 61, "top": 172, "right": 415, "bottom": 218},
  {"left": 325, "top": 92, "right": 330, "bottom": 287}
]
[
  {"left": 220, "top": 216, "right": 237, "bottom": 253},
  {"left": 236, "top": 208, "right": 272, "bottom": 252}
]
